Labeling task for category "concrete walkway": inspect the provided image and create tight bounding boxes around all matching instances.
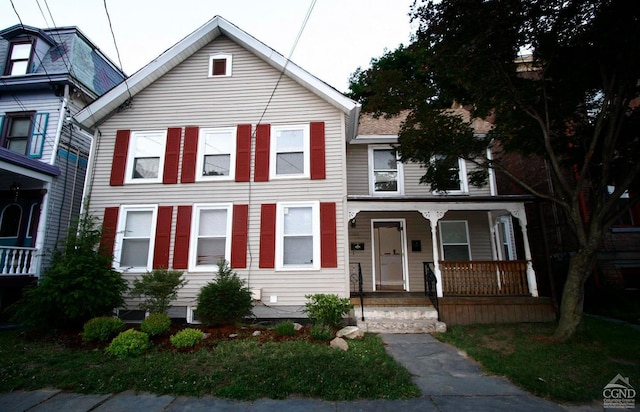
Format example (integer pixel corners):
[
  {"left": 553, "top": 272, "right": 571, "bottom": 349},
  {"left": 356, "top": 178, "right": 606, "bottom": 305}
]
[{"left": 0, "top": 333, "right": 600, "bottom": 411}]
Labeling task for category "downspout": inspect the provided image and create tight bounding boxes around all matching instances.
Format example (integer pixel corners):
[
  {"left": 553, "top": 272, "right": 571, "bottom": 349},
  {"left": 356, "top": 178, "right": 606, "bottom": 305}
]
[
  {"left": 79, "top": 127, "right": 100, "bottom": 217},
  {"left": 50, "top": 85, "right": 69, "bottom": 165}
]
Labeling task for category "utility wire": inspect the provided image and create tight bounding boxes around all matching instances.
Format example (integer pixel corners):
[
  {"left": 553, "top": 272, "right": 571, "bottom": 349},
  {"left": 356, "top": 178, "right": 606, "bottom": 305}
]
[
  {"left": 9, "top": 0, "right": 54, "bottom": 82},
  {"left": 103, "top": 0, "right": 132, "bottom": 101},
  {"left": 41, "top": 0, "right": 73, "bottom": 71}
]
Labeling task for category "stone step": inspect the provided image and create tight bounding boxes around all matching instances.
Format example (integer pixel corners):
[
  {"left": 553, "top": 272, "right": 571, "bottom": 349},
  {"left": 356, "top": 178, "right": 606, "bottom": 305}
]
[
  {"left": 356, "top": 318, "right": 447, "bottom": 334},
  {"left": 353, "top": 306, "right": 439, "bottom": 320}
]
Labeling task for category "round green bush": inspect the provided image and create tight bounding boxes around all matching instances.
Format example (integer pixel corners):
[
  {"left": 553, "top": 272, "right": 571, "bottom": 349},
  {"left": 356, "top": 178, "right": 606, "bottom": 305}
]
[
  {"left": 196, "top": 260, "right": 253, "bottom": 326},
  {"left": 310, "top": 323, "right": 334, "bottom": 340},
  {"left": 105, "top": 329, "right": 150, "bottom": 359},
  {"left": 82, "top": 316, "right": 125, "bottom": 342},
  {"left": 304, "top": 294, "right": 353, "bottom": 328},
  {"left": 170, "top": 328, "right": 204, "bottom": 348},
  {"left": 140, "top": 313, "right": 171, "bottom": 336},
  {"left": 274, "top": 321, "right": 296, "bottom": 336}
]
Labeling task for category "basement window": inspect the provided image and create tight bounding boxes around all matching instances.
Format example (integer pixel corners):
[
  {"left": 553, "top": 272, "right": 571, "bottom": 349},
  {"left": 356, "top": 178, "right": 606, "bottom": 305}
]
[{"left": 209, "top": 54, "right": 232, "bottom": 77}]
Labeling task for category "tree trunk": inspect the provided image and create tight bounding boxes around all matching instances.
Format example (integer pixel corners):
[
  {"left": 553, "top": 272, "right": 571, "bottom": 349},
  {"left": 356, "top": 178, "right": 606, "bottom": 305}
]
[{"left": 553, "top": 248, "right": 595, "bottom": 342}]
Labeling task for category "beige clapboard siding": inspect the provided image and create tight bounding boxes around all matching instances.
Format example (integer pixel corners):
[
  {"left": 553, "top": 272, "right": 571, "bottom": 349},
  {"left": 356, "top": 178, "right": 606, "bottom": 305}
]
[
  {"left": 444, "top": 210, "right": 493, "bottom": 260},
  {"left": 88, "top": 35, "right": 349, "bottom": 307}
]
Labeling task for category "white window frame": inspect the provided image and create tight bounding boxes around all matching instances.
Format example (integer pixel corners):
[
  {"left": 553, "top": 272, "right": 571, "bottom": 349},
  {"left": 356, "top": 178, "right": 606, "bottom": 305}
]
[
  {"left": 188, "top": 203, "right": 233, "bottom": 272},
  {"left": 195, "top": 127, "right": 236, "bottom": 181},
  {"left": 7, "top": 42, "right": 32, "bottom": 75},
  {"left": 208, "top": 54, "right": 232, "bottom": 77},
  {"left": 269, "top": 124, "right": 310, "bottom": 180},
  {"left": 438, "top": 220, "right": 472, "bottom": 261},
  {"left": 430, "top": 156, "right": 469, "bottom": 194},
  {"left": 124, "top": 130, "right": 167, "bottom": 184},
  {"left": 496, "top": 215, "right": 517, "bottom": 260},
  {"left": 114, "top": 204, "right": 158, "bottom": 272},
  {"left": 275, "top": 201, "right": 320, "bottom": 271},
  {"left": 368, "top": 145, "right": 404, "bottom": 195}
]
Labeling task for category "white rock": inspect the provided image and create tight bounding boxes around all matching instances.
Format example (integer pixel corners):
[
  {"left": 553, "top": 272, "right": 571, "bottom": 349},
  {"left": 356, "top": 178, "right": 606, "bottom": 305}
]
[
  {"left": 252, "top": 330, "right": 261, "bottom": 336},
  {"left": 336, "top": 326, "right": 364, "bottom": 340},
  {"left": 330, "top": 337, "right": 349, "bottom": 351},
  {"left": 293, "top": 323, "right": 304, "bottom": 331},
  {"left": 229, "top": 333, "right": 238, "bottom": 338}
]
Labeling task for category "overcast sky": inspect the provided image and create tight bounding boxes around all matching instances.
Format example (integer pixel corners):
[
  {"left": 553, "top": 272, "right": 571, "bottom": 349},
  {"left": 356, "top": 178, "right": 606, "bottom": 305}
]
[{"left": 2, "top": 0, "right": 416, "bottom": 92}]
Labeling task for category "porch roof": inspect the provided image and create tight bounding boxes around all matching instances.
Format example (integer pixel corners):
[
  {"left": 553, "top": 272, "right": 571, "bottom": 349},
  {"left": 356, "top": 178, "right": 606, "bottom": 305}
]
[{"left": 0, "top": 148, "right": 60, "bottom": 181}]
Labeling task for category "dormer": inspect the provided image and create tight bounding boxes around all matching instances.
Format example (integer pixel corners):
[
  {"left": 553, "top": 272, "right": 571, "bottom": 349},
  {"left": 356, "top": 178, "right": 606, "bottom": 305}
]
[{"left": 0, "top": 25, "right": 57, "bottom": 76}]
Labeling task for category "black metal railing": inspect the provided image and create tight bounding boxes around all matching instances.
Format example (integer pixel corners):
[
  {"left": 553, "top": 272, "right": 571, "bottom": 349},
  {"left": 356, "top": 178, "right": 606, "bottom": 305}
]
[
  {"left": 423, "top": 261, "right": 440, "bottom": 321},
  {"left": 350, "top": 262, "right": 365, "bottom": 321}
]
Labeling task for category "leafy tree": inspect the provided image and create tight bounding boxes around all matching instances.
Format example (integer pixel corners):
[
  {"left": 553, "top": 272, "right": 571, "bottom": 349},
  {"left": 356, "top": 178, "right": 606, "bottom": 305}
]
[
  {"left": 10, "top": 214, "right": 128, "bottom": 330},
  {"left": 348, "top": 0, "right": 640, "bottom": 341}
]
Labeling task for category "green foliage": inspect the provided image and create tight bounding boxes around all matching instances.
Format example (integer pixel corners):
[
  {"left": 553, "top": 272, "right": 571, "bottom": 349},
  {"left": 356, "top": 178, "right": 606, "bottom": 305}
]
[
  {"left": 274, "top": 321, "right": 296, "bottom": 336},
  {"left": 140, "top": 313, "right": 171, "bottom": 336},
  {"left": 130, "top": 269, "right": 187, "bottom": 314},
  {"left": 310, "top": 323, "right": 334, "bottom": 341},
  {"left": 170, "top": 328, "right": 204, "bottom": 348},
  {"left": 303, "top": 294, "right": 353, "bottom": 328},
  {"left": 9, "top": 213, "right": 128, "bottom": 330},
  {"left": 195, "top": 260, "right": 253, "bottom": 326},
  {"left": 105, "top": 329, "right": 150, "bottom": 359},
  {"left": 82, "top": 317, "right": 125, "bottom": 342}
]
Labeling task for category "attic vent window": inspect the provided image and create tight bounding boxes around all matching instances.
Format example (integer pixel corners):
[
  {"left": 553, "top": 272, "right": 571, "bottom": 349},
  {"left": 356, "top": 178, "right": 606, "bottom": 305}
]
[{"left": 209, "top": 54, "right": 232, "bottom": 77}]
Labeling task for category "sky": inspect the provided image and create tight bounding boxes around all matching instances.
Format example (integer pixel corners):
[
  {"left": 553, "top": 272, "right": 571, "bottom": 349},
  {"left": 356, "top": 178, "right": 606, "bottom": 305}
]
[{"left": 1, "top": 0, "right": 417, "bottom": 92}]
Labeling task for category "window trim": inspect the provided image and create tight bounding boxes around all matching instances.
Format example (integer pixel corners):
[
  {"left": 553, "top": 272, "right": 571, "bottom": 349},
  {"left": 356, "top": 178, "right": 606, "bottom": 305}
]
[
  {"left": 368, "top": 145, "right": 404, "bottom": 195},
  {"left": 114, "top": 204, "right": 158, "bottom": 272},
  {"left": 188, "top": 203, "right": 233, "bottom": 272},
  {"left": 1, "top": 111, "right": 35, "bottom": 156},
  {"left": 275, "top": 201, "right": 320, "bottom": 271},
  {"left": 124, "top": 130, "right": 167, "bottom": 184},
  {"left": 0, "top": 204, "right": 23, "bottom": 238},
  {"left": 430, "top": 156, "right": 469, "bottom": 194},
  {"left": 5, "top": 41, "right": 33, "bottom": 75},
  {"left": 195, "top": 127, "right": 236, "bottom": 181},
  {"left": 208, "top": 54, "right": 232, "bottom": 77},
  {"left": 269, "top": 124, "right": 310, "bottom": 180},
  {"left": 438, "top": 220, "right": 472, "bottom": 261}
]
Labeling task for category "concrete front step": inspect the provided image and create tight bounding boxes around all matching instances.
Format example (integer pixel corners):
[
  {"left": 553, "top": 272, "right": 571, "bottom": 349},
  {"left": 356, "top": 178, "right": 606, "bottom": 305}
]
[
  {"left": 352, "top": 306, "right": 446, "bottom": 334},
  {"left": 356, "top": 306, "right": 439, "bottom": 320}
]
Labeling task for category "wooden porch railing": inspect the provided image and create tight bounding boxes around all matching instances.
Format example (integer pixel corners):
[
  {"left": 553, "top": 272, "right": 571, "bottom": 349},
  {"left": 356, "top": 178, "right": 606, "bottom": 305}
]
[
  {"left": 0, "top": 246, "right": 38, "bottom": 275},
  {"left": 440, "top": 260, "right": 529, "bottom": 296}
]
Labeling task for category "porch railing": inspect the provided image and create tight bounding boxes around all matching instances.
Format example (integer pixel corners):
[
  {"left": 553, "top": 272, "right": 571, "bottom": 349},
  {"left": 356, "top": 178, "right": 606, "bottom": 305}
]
[
  {"left": 440, "top": 260, "right": 529, "bottom": 296},
  {"left": 349, "top": 262, "right": 365, "bottom": 321},
  {"left": 0, "top": 246, "right": 38, "bottom": 275},
  {"left": 423, "top": 262, "right": 440, "bottom": 320}
]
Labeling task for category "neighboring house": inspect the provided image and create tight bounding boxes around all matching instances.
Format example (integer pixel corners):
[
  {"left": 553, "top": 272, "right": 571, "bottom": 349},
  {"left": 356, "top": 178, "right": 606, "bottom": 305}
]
[
  {"left": 0, "top": 24, "right": 125, "bottom": 316},
  {"left": 74, "top": 16, "right": 359, "bottom": 322},
  {"left": 347, "top": 110, "right": 555, "bottom": 326}
]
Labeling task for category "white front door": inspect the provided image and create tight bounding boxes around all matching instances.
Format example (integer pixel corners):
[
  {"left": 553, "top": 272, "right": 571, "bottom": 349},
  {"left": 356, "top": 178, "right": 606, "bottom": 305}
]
[{"left": 372, "top": 220, "right": 408, "bottom": 291}]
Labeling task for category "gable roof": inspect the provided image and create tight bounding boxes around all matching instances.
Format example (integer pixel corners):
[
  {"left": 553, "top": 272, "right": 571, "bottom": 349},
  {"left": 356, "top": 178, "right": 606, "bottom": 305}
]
[{"left": 75, "top": 16, "right": 361, "bottom": 139}]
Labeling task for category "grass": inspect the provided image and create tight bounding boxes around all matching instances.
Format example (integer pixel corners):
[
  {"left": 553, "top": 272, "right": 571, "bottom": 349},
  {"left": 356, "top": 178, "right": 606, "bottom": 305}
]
[
  {"left": 0, "top": 330, "right": 419, "bottom": 401},
  {"left": 434, "top": 316, "right": 640, "bottom": 403}
]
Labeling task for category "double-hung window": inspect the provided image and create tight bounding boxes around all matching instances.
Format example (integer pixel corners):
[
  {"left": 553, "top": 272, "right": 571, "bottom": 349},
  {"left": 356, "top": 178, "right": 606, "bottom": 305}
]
[
  {"left": 5, "top": 42, "right": 32, "bottom": 75},
  {"left": 125, "top": 131, "right": 167, "bottom": 183},
  {"left": 196, "top": 127, "right": 236, "bottom": 180},
  {"left": 369, "top": 146, "right": 403, "bottom": 195},
  {"left": 431, "top": 155, "right": 468, "bottom": 194},
  {"left": 115, "top": 205, "right": 158, "bottom": 271},
  {"left": 189, "top": 204, "right": 232, "bottom": 271},
  {"left": 270, "top": 124, "right": 310, "bottom": 179},
  {"left": 439, "top": 220, "right": 471, "bottom": 260},
  {"left": 276, "top": 201, "right": 320, "bottom": 270},
  {"left": 0, "top": 112, "right": 48, "bottom": 158}
]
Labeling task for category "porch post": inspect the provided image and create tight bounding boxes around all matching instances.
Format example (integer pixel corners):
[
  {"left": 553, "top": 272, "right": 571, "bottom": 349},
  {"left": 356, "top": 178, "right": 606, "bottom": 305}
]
[
  {"left": 420, "top": 209, "right": 446, "bottom": 297},
  {"left": 508, "top": 205, "right": 539, "bottom": 297}
]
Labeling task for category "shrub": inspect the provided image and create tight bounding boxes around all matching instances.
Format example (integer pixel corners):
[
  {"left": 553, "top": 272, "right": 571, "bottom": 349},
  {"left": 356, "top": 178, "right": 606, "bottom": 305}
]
[
  {"left": 105, "top": 329, "right": 149, "bottom": 359},
  {"left": 140, "top": 313, "right": 171, "bottom": 336},
  {"left": 304, "top": 294, "right": 353, "bottom": 328},
  {"left": 130, "top": 269, "right": 187, "bottom": 314},
  {"left": 195, "top": 260, "right": 253, "bottom": 326},
  {"left": 9, "top": 213, "right": 128, "bottom": 330},
  {"left": 170, "top": 328, "right": 204, "bottom": 348},
  {"left": 274, "top": 321, "right": 296, "bottom": 336},
  {"left": 310, "top": 323, "right": 334, "bottom": 340},
  {"left": 82, "top": 317, "right": 125, "bottom": 342}
]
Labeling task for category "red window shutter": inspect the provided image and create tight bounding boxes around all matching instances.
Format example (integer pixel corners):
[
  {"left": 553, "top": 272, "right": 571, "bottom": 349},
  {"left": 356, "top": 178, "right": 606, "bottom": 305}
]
[
  {"left": 320, "top": 202, "right": 338, "bottom": 268},
  {"left": 259, "top": 203, "right": 276, "bottom": 268},
  {"left": 173, "top": 206, "right": 192, "bottom": 269},
  {"left": 163, "top": 128, "right": 182, "bottom": 184},
  {"left": 181, "top": 126, "right": 199, "bottom": 183},
  {"left": 230, "top": 204, "right": 249, "bottom": 268},
  {"left": 110, "top": 130, "right": 130, "bottom": 186},
  {"left": 100, "top": 207, "right": 119, "bottom": 258},
  {"left": 235, "top": 124, "right": 252, "bottom": 182},
  {"left": 153, "top": 206, "right": 173, "bottom": 269},
  {"left": 310, "top": 122, "right": 326, "bottom": 180},
  {"left": 254, "top": 124, "right": 270, "bottom": 182}
]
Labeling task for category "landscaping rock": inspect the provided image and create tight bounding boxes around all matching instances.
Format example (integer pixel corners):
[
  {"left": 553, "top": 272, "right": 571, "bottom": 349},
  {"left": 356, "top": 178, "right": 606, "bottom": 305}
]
[
  {"left": 229, "top": 333, "right": 238, "bottom": 338},
  {"left": 202, "top": 333, "right": 211, "bottom": 340},
  {"left": 293, "top": 323, "right": 304, "bottom": 331},
  {"left": 336, "top": 326, "right": 364, "bottom": 340},
  {"left": 252, "top": 330, "right": 261, "bottom": 337},
  {"left": 330, "top": 337, "right": 349, "bottom": 351}
]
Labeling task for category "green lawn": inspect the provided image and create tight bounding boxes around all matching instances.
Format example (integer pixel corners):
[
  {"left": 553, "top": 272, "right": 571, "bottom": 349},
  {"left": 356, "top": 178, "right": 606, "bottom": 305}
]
[
  {"left": 0, "top": 330, "right": 419, "bottom": 401},
  {"left": 434, "top": 316, "right": 640, "bottom": 402}
]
